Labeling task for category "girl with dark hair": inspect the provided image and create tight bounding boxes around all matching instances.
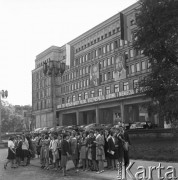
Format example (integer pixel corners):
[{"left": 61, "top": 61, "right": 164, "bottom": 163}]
[
  {"left": 79, "top": 131, "right": 88, "bottom": 171},
  {"left": 69, "top": 130, "right": 79, "bottom": 173},
  {"left": 51, "top": 134, "right": 59, "bottom": 170},
  {"left": 108, "top": 130, "right": 119, "bottom": 170},
  {"left": 4, "top": 136, "right": 16, "bottom": 169},
  {"left": 104, "top": 129, "right": 111, "bottom": 169},
  {"left": 21, "top": 135, "right": 29, "bottom": 166},
  {"left": 15, "top": 135, "right": 23, "bottom": 167},
  {"left": 61, "top": 133, "right": 70, "bottom": 176},
  {"left": 95, "top": 129, "right": 105, "bottom": 174},
  {"left": 40, "top": 134, "right": 50, "bottom": 169},
  {"left": 87, "top": 130, "right": 97, "bottom": 171}
]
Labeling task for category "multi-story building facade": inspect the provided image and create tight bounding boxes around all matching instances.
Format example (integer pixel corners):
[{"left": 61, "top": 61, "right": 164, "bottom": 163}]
[{"left": 32, "top": 2, "right": 159, "bottom": 128}]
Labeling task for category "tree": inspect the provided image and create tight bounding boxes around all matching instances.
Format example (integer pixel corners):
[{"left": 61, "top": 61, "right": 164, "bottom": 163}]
[
  {"left": 1, "top": 101, "right": 32, "bottom": 132},
  {"left": 133, "top": 0, "right": 178, "bottom": 126}
]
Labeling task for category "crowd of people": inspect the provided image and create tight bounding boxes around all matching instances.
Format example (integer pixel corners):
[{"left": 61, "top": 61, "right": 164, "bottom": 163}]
[{"left": 4, "top": 125, "right": 131, "bottom": 179}]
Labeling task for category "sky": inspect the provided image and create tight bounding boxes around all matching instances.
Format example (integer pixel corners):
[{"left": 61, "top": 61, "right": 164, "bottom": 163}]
[{"left": 0, "top": 0, "right": 137, "bottom": 106}]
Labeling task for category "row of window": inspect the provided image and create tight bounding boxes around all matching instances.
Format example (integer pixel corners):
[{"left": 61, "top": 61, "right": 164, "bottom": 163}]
[
  {"left": 33, "top": 87, "right": 51, "bottom": 100},
  {"left": 61, "top": 79, "right": 139, "bottom": 104},
  {"left": 130, "top": 61, "right": 150, "bottom": 74},
  {"left": 33, "top": 78, "right": 51, "bottom": 90},
  {"left": 33, "top": 99, "right": 52, "bottom": 111},
  {"left": 75, "top": 27, "right": 121, "bottom": 54}
]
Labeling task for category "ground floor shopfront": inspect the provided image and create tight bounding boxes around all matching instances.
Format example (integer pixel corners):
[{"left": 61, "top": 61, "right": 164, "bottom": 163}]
[
  {"left": 33, "top": 109, "right": 54, "bottom": 129},
  {"left": 56, "top": 93, "right": 159, "bottom": 127}
]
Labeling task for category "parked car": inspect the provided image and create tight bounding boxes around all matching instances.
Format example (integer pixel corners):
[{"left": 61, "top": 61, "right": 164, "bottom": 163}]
[
  {"left": 112, "top": 123, "right": 131, "bottom": 130},
  {"left": 34, "top": 128, "right": 43, "bottom": 133},
  {"left": 49, "top": 126, "right": 64, "bottom": 133},
  {"left": 101, "top": 124, "right": 113, "bottom": 130},
  {"left": 84, "top": 123, "right": 105, "bottom": 132},
  {"left": 130, "top": 122, "right": 153, "bottom": 129}
]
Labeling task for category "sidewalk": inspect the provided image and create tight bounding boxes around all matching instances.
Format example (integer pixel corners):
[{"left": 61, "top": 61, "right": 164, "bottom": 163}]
[{"left": 30, "top": 158, "right": 178, "bottom": 180}]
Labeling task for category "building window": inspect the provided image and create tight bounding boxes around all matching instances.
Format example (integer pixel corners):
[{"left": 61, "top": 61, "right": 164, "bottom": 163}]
[
  {"left": 95, "top": 50, "right": 98, "bottom": 57},
  {"left": 108, "top": 72, "right": 111, "bottom": 80},
  {"left": 106, "top": 86, "right": 110, "bottom": 95},
  {"left": 114, "top": 84, "right": 119, "bottom": 92},
  {"left": 98, "top": 89, "right": 102, "bottom": 96},
  {"left": 72, "top": 95, "right": 75, "bottom": 102},
  {"left": 104, "top": 73, "right": 107, "bottom": 81},
  {"left": 131, "top": 64, "right": 135, "bottom": 74},
  {"left": 83, "top": 79, "right": 86, "bottom": 87},
  {"left": 107, "top": 58, "right": 111, "bottom": 66},
  {"left": 123, "top": 82, "right": 129, "bottom": 91},
  {"left": 99, "top": 74, "right": 102, "bottom": 83},
  {"left": 112, "top": 71, "right": 115, "bottom": 79},
  {"left": 98, "top": 48, "right": 102, "bottom": 56},
  {"left": 85, "top": 54, "right": 88, "bottom": 61},
  {"left": 130, "top": 49, "right": 134, "bottom": 58},
  {"left": 103, "top": 46, "right": 106, "bottom": 54},
  {"left": 124, "top": 51, "right": 129, "bottom": 60},
  {"left": 107, "top": 44, "right": 110, "bottom": 52},
  {"left": 120, "top": 39, "right": 123, "bottom": 47},
  {"left": 111, "top": 43, "right": 114, "bottom": 51},
  {"left": 91, "top": 90, "right": 95, "bottom": 98},
  {"left": 103, "top": 59, "right": 107, "bottom": 68},
  {"left": 99, "top": 61, "right": 102, "bottom": 69},
  {"left": 62, "top": 98, "right": 65, "bottom": 104},
  {"left": 141, "top": 61, "right": 146, "bottom": 70},
  {"left": 78, "top": 94, "right": 82, "bottom": 101},
  {"left": 136, "top": 63, "right": 140, "bottom": 72},
  {"left": 133, "top": 79, "right": 138, "bottom": 89},
  {"left": 114, "top": 40, "right": 118, "bottom": 49},
  {"left": 84, "top": 92, "right": 88, "bottom": 99},
  {"left": 67, "top": 96, "right": 70, "bottom": 103},
  {"left": 111, "top": 57, "right": 114, "bottom": 65},
  {"left": 86, "top": 79, "right": 89, "bottom": 86}
]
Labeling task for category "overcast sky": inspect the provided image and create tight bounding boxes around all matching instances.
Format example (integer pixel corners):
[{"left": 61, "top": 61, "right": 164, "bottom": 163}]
[{"left": 0, "top": 0, "right": 137, "bottom": 106}]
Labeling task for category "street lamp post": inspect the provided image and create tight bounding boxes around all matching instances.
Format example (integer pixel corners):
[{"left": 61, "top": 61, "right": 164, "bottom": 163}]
[
  {"left": 0, "top": 90, "right": 8, "bottom": 146},
  {"left": 43, "top": 60, "right": 65, "bottom": 131}
]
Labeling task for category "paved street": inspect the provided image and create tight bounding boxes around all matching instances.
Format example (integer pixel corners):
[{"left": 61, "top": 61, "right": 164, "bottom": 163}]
[{"left": 0, "top": 148, "right": 178, "bottom": 180}]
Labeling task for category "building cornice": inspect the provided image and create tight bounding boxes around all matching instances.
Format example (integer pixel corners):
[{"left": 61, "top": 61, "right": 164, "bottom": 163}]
[{"left": 35, "top": 46, "right": 61, "bottom": 62}]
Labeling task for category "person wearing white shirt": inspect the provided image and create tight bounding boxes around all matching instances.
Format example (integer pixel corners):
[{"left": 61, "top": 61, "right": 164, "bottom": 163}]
[{"left": 4, "top": 136, "right": 16, "bottom": 169}]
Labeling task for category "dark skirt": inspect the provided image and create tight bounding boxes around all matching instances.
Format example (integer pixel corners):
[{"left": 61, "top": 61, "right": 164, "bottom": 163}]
[
  {"left": 22, "top": 149, "right": 29, "bottom": 158},
  {"left": 61, "top": 155, "right": 68, "bottom": 167},
  {"left": 7, "top": 148, "right": 16, "bottom": 160},
  {"left": 16, "top": 148, "right": 22, "bottom": 158},
  {"left": 36, "top": 145, "right": 41, "bottom": 156},
  {"left": 58, "top": 149, "right": 61, "bottom": 160}
]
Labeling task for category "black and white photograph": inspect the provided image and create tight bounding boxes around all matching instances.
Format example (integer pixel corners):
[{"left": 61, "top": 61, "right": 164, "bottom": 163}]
[{"left": 0, "top": 0, "right": 178, "bottom": 179}]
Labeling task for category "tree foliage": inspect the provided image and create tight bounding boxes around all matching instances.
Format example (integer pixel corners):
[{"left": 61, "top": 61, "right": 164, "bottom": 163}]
[
  {"left": 133, "top": 0, "right": 178, "bottom": 124},
  {"left": 1, "top": 101, "right": 32, "bottom": 132}
]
